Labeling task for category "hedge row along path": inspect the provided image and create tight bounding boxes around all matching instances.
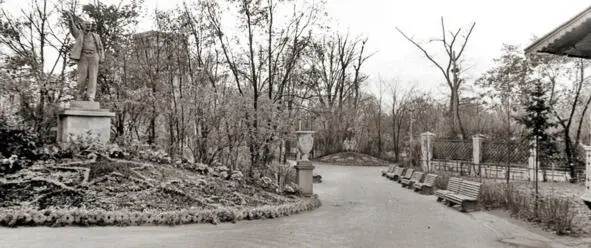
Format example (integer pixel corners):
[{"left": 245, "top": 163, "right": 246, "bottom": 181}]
[{"left": 1, "top": 164, "right": 585, "bottom": 248}]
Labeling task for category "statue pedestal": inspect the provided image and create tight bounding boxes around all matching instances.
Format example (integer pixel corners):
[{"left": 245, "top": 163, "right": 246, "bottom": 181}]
[
  {"left": 57, "top": 101, "right": 115, "bottom": 144},
  {"left": 295, "top": 161, "right": 315, "bottom": 196}
]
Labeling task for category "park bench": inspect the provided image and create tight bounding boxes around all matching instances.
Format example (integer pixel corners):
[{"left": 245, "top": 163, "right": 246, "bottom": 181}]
[
  {"left": 445, "top": 180, "right": 483, "bottom": 212},
  {"left": 401, "top": 171, "right": 423, "bottom": 188},
  {"left": 434, "top": 177, "right": 462, "bottom": 202},
  {"left": 413, "top": 173, "right": 438, "bottom": 195},
  {"left": 398, "top": 168, "right": 414, "bottom": 183},
  {"left": 381, "top": 164, "right": 397, "bottom": 177},
  {"left": 386, "top": 167, "right": 405, "bottom": 181}
]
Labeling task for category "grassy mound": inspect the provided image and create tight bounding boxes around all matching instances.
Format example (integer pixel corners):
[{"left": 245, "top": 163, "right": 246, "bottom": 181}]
[
  {"left": 0, "top": 156, "right": 320, "bottom": 227},
  {"left": 315, "top": 152, "right": 390, "bottom": 166}
]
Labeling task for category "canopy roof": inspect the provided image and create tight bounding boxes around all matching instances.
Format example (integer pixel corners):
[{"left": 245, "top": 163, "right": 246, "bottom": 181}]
[{"left": 525, "top": 6, "right": 591, "bottom": 59}]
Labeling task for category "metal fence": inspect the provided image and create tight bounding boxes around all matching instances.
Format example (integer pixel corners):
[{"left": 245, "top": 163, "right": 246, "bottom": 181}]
[
  {"left": 426, "top": 138, "right": 586, "bottom": 182},
  {"left": 432, "top": 139, "right": 472, "bottom": 161},
  {"left": 482, "top": 141, "right": 529, "bottom": 164}
]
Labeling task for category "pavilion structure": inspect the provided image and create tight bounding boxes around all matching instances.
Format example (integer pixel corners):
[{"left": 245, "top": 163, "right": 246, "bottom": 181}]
[
  {"left": 525, "top": 5, "right": 591, "bottom": 208},
  {"left": 526, "top": 6, "right": 591, "bottom": 58}
]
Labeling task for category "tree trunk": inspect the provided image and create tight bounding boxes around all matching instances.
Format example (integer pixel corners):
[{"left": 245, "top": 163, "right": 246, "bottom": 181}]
[{"left": 564, "top": 134, "right": 576, "bottom": 181}]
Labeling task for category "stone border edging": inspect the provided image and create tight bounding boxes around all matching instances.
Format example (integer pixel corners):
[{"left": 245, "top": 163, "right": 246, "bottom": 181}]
[{"left": 0, "top": 195, "right": 321, "bottom": 228}]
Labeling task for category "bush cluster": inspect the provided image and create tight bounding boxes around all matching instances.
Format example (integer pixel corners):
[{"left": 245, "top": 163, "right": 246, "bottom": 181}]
[
  {"left": 480, "top": 182, "right": 575, "bottom": 235},
  {"left": 0, "top": 195, "right": 321, "bottom": 228}
]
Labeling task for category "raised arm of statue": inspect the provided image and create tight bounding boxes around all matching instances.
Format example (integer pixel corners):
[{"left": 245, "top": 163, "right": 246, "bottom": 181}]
[{"left": 67, "top": 13, "right": 80, "bottom": 38}]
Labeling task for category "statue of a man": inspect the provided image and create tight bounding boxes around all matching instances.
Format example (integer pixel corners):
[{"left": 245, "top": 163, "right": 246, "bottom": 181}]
[{"left": 67, "top": 13, "right": 105, "bottom": 102}]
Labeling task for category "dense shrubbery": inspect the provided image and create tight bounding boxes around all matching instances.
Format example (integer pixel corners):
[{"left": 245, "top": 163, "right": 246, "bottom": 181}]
[
  {"left": 0, "top": 126, "right": 40, "bottom": 174},
  {"left": 480, "top": 182, "right": 575, "bottom": 235}
]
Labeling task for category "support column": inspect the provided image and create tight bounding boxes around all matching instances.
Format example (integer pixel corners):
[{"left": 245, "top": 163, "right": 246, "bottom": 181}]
[
  {"left": 472, "top": 134, "right": 484, "bottom": 176},
  {"left": 421, "top": 132, "right": 436, "bottom": 172}
]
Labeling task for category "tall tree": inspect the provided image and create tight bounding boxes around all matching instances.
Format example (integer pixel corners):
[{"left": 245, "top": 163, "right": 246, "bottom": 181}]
[
  {"left": 516, "top": 80, "right": 556, "bottom": 183},
  {"left": 532, "top": 54, "right": 591, "bottom": 181},
  {"left": 0, "top": 0, "right": 72, "bottom": 141},
  {"left": 200, "top": 0, "right": 321, "bottom": 170},
  {"left": 397, "top": 18, "right": 475, "bottom": 138},
  {"left": 478, "top": 44, "right": 530, "bottom": 140}
]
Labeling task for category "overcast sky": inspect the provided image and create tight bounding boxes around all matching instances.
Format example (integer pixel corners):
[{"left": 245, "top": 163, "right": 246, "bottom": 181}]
[{"left": 6, "top": 0, "right": 591, "bottom": 99}]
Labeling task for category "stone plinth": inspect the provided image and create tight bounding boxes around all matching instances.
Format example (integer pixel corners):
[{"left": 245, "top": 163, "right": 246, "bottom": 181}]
[
  {"left": 57, "top": 101, "right": 115, "bottom": 144},
  {"left": 295, "top": 161, "right": 315, "bottom": 196}
]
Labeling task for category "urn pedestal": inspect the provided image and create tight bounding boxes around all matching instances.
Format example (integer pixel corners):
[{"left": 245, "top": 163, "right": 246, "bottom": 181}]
[
  {"left": 57, "top": 101, "right": 115, "bottom": 144},
  {"left": 295, "top": 130, "right": 316, "bottom": 197}
]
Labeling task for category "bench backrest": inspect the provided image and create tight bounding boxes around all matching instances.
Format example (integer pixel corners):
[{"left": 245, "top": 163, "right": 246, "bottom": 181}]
[
  {"left": 458, "top": 180, "right": 482, "bottom": 199},
  {"left": 423, "top": 174, "right": 438, "bottom": 186},
  {"left": 410, "top": 171, "right": 424, "bottom": 182},
  {"left": 397, "top": 167, "right": 406, "bottom": 176},
  {"left": 447, "top": 177, "right": 462, "bottom": 193},
  {"left": 403, "top": 168, "right": 414, "bottom": 178}
]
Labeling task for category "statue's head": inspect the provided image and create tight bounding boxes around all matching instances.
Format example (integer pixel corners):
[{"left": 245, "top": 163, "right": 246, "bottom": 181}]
[{"left": 81, "top": 21, "right": 93, "bottom": 32}]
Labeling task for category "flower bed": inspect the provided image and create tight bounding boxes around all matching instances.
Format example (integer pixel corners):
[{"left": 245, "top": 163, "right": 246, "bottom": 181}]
[
  {"left": 0, "top": 156, "right": 321, "bottom": 227},
  {"left": 0, "top": 195, "right": 321, "bottom": 227}
]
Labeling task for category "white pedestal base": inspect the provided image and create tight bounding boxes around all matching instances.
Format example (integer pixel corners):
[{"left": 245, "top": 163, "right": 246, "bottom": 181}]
[
  {"left": 295, "top": 161, "right": 315, "bottom": 196},
  {"left": 57, "top": 101, "right": 115, "bottom": 144}
]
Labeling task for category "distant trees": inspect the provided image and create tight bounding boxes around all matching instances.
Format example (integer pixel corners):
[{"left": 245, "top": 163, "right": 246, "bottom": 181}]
[{"left": 0, "top": 0, "right": 74, "bottom": 142}]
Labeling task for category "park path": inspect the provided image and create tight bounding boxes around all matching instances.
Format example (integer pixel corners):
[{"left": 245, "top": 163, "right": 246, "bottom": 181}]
[{"left": 0, "top": 164, "right": 582, "bottom": 248}]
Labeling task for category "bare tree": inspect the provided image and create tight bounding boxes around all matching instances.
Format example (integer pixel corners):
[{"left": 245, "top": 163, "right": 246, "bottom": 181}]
[
  {"left": 0, "top": 0, "right": 73, "bottom": 140},
  {"left": 389, "top": 81, "right": 415, "bottom": 162},
  {"left": 396, "top": 17, "right": 475, "bottom": 138}
]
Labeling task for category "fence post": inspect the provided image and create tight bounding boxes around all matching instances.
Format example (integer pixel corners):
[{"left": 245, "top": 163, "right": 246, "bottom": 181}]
[
  {"left": 421, "top": 132, "right": 436, "bottom": 172},
  {"left": 472, "top": 134, "right": 484, "bottom": 177}
]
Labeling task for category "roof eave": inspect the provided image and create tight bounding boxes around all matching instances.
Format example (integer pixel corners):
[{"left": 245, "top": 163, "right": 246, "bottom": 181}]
[{"left": 525, "top": 6, "right": 591, "bottom": 55}]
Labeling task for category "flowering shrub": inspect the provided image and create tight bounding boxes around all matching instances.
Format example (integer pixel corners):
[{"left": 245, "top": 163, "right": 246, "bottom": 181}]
[{"left": 0, "top": 195, "right": 321, "bottom": 227}]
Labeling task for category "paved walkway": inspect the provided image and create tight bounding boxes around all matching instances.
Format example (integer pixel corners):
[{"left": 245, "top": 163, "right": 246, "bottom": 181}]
[{"left": 0, "top": 164, "right": 582, "bottom": 248}]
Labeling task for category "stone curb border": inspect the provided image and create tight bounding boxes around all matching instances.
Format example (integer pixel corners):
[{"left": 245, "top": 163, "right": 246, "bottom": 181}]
[{"left": 0, "top": 195, "right": 321, "bottom": 228}]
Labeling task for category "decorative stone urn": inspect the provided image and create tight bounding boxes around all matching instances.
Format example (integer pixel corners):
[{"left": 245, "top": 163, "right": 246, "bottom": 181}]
[{"left": 295, "top": 130, "right": 316, "bottom": 196}]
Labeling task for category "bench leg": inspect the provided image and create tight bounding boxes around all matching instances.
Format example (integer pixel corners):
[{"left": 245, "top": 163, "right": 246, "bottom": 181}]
[
  {"left": 459, "top": 203, "right": 467, "bottom": 212},
  {"left": 418, "top": 187, "right": 429, "bottom": 195},
  {"left": 461, "top": 202, "right": 481, "bottom": 212},
  {"left": 436, "top": 196, "right": 443, "bottom": 202}
]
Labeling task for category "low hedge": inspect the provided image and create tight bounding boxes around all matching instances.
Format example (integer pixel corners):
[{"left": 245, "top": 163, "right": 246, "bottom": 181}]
[{"left": 0, "top": 195, "right": 321, "bottom": 227}]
